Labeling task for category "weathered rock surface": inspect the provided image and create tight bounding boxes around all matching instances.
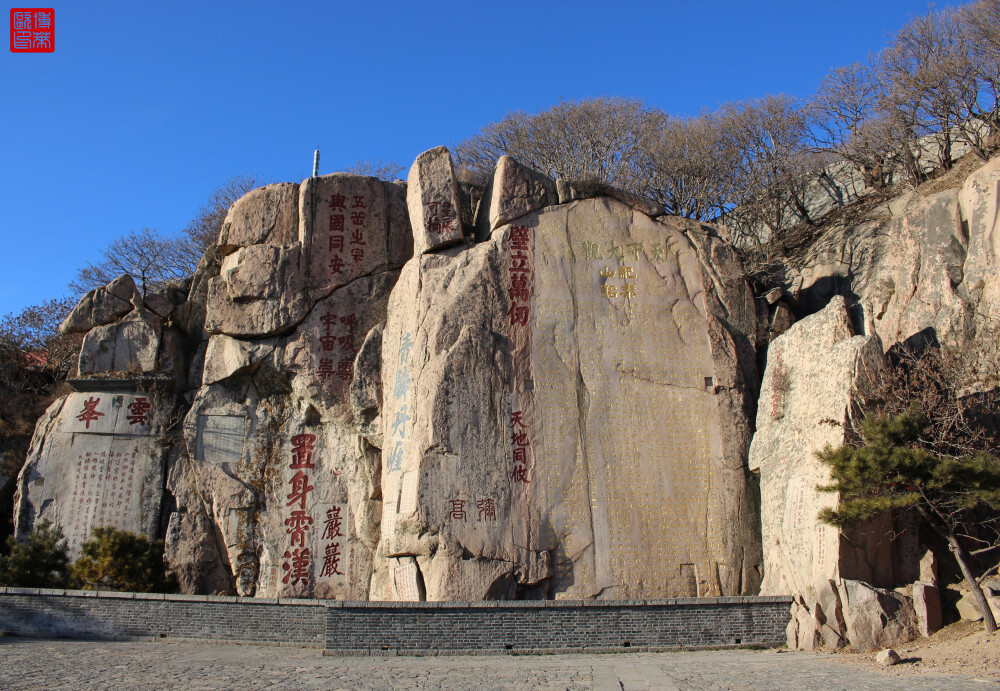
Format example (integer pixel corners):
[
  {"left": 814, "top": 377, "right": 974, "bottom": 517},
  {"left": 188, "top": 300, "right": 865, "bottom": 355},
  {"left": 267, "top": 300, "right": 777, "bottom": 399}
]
[
  {"left": 20, "top": 147, "right": 1000, "bottom": 633},
  {"left": 876, "top": 648, "right": 901, "bottom": 666},
  {"left": 77, "top": 310, "right": 162, "bottom": 376},
  {"left": 790, "top": 155, "right": 1000, "bottom": 353},
  {"left": 751, "top": 296, "right": 892, "bottom": 600},
  {"left": 13, "top": 391, "right": 170, "bottom": 558},
  {"left": 217, "top": 183, "right": 299, "bottom": 251},
  {"left": 374, "top": 197, "right": 762, "bottom": 600},
  {"left": 751, "top": 297, "right": 910, "bottom": 650},
  {"left": 556, "top": 178, "right": 665, "bottom": 218},
  {"left": 406, "top": 146, "right": 464, "bottom": 254},
  {"left": 205, "top": 243, "right": 310, "bottom": 337},
  {"left": 59, "top": 275, "right": 141, "bottom": 334},
  {"left": 475, "top": 155, "right": 557, "bottom": 238}
]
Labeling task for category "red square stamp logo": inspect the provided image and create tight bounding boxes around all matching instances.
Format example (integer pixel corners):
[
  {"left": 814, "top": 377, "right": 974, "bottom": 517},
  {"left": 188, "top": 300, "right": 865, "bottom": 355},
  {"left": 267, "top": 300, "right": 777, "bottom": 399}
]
[{"left": 10, "top": 8, "right": 53, "bottom": 52}]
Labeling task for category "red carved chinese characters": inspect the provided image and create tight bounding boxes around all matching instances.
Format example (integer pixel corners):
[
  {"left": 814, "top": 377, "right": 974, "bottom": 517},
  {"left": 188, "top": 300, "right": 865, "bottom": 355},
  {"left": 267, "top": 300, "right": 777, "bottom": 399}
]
[
  {"left": 507, "top": 226, "right": 532, "bottom": 326},
  {"left": 126, "top": 397, "right": 151, "bottom": 426},
  {"left": 319, "top": 505, "right": 345, "bottom": 578},
  {"left": 507, "top": 226, "right": 533, "bottom": 486},
  {"left": 316, "top": 312, "right": 358, "bottom": 383},
  {"left": 281, "top": 434, "right": 317, "bottom": 588},
  {"left": 448, "top": 499, "right": 467, "bottom": 521},
  {"left": 424, "top": 200, "right": 457, "bottom": 235},
  {"left": 76, "top": 396, "right": 104, "bottom": 429},
  {"left": 282, "top": 548, "right": 311, "bottom": 586},
  {"left": 290, "top": 434, "right": 317, "bottom": 469}
]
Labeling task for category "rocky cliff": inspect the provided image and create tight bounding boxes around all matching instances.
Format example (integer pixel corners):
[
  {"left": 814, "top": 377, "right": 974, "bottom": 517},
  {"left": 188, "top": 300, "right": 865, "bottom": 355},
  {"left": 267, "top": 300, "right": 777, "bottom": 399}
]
[{"left": 11, "top": 147, "right": 1000, "bottom": 646}]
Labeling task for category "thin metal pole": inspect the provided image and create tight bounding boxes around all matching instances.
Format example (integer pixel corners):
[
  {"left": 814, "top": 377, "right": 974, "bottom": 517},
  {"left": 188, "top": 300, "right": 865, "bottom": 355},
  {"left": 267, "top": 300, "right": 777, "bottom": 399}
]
[{"left": 312, "top": 149, "right": 320, "bottom": 177}]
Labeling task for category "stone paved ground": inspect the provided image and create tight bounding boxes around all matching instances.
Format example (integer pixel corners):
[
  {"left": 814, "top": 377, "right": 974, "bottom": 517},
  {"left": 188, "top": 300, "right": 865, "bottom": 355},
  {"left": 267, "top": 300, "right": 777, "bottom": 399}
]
[{"left": 0, "top": 639, "right": 997, "bottom": 690}]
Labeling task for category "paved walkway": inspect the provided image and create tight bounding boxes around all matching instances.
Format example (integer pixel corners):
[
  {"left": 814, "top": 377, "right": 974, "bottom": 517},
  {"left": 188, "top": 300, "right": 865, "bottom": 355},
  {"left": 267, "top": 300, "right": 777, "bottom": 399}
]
[{"left": 0, "top": 639, "right": 995, "bottom": 690}]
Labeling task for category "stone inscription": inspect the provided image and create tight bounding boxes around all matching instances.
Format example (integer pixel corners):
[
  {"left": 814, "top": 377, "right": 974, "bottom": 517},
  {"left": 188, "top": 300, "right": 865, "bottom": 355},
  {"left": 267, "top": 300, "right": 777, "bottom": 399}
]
[
  {"left": 65, "top": 445, "right": 141, "bottom": 553},
  {"left": 394, "top": 562, "right": 420, "bottom": 601},
  {"left": 386, "top": 332, "right": 414, "bottom": 475},
  {"left": 506, "top": 225, "right": 536, "bottom": 553},
  {"left": 195, "top": 415, "right": 247, "bottom": 465},
  {"left": 528, "top": 206, "right": 724, "bottom": 598},
  {"left": 281, "top": 433, "right": 317, "bottom": 592}
]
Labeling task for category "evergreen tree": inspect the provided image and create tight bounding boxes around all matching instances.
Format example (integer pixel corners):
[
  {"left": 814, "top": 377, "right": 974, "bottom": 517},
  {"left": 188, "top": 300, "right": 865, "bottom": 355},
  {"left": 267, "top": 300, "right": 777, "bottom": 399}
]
[{"left": 817, "top": 405, "right": 1000, "bottom": 632}]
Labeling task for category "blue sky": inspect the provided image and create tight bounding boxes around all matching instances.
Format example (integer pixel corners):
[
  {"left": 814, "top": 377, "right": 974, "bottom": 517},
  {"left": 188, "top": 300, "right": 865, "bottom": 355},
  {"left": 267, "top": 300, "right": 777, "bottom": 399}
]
[{"left": 0, "top": 0, "right": 952, "bottom": 315}]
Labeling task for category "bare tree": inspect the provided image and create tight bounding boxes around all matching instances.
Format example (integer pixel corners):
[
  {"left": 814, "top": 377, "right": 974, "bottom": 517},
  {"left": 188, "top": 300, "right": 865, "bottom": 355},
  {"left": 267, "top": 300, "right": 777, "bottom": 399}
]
[
  {"left": 343, "top": 159, "right": 405, "bottom": 181},
  {"left": 70, "top": 228, "right": 194, "bottom": 298},
  {"left": 636, "top": 113, "right": 735, "bottom": 221},
  {"left": 453, "top": 97, "right": 660, "bottom": 190},
  {"left": 810, "top": 62, "right": 896, "bottom": 190},
  {"left": 876, "top": 6, "right": 988, "bottom": 173},
  {"left": 717, "top": 95, "right": 820, "bottom": 244},
  {"left": 0, "top": 298, "right": 79, "bottom": 392},
  {"left": 182, "top": 174, "right": 262, "bottom": 253}
]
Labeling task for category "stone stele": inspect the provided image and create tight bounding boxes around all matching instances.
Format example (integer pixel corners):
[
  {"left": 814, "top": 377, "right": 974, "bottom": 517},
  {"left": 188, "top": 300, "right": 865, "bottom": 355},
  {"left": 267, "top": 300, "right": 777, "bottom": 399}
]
[{"left": 13, "top": 391, "right": 168, "bottom": 559}]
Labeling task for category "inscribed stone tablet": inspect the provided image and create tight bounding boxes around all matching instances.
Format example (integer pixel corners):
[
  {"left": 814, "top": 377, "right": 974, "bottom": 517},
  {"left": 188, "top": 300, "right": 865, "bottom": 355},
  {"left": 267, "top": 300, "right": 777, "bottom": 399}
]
[
  {"left": 196, "top": 415, "right": 247, "bottom": 465},
  {"left": 398, "top": 471, "right": 418, "bottom": 516},
  {"left": 394, "top": 562, "right": 420, "bottom": 601}
]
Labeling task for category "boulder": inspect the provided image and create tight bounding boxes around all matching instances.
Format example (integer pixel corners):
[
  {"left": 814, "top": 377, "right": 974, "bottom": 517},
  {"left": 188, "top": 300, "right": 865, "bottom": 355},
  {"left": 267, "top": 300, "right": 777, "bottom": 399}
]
[
  {"left": 955, "top": 589, "right": 1000, "bottom": 622},
  {"left": 768, "top": 301, "right": 796, "bottom": 341},
  {"left": 299, "top": 174, "right": 404, "bottom": 298},
  {"left": 919, "top": 549, "right": 938, "bottom": 585},
  {"left": 475, "top": 155, "right": 557, "bottom": 239},
  {"left": 201, "top": 334, "right": 278, "bottom": 386},
  {"left": 555, "top": 178, "right": 665, "bottom": 218},
  {"left": 204, "top": 243, "right": 310, "bottom": 337},
  {"left": 406, "top": 146, "right": 464, "bottom": 254},
  {"left": 876, "top": 649, "right": 901, "bottom": 666},
  {"left": 77, "top": 309, "right": 161, "bottom": 376},
  {"left": 840, "top": 579, "right": 918, "bottom": 651},
  {"left": 59, "top": 275, "right": 140, "bottom": 334},
  {"left": 912, "top": 581, "right": 942, "bottom": 637},
  {"left": 217, "top": 182, "right": 299, "bottom": 251}
]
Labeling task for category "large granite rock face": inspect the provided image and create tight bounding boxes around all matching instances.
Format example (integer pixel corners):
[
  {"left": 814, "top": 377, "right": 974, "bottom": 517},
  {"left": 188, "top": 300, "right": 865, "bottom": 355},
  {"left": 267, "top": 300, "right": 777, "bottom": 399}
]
[
  {"left": 205, "top": 174, "right": 411, "bottom": 339},
  {"left": 790, "top": 156, "right": 1000, "bottom": 353},
  {"left": 374, "top": 197, "right": 763, "bottom": 600},
  {"left": 750, "top": 297, "right": 905, "bottom": 649},
  {"left": 959, "top": 156, "right": 1000, "bottom": 332},
  {"left": 751, "top": 297, "right": 892, "bottom": 597},
  {"left": 13, "top": 391, "right": 170, "bottom": 558},
  {"left": 162, "top": 174, "right": 412, "bottom": 599},
  {"left": 217, "top": 183, "right": 299, "bottom": 251},
  {"left": 24, "top": 149, "right": 1000, "bottom": 624}
]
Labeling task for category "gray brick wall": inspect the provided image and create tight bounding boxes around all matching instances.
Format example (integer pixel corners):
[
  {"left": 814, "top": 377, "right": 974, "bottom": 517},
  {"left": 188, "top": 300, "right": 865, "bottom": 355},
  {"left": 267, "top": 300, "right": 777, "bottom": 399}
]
[{"left": 0, "top": 587, "right": 791, "bottom": 653}]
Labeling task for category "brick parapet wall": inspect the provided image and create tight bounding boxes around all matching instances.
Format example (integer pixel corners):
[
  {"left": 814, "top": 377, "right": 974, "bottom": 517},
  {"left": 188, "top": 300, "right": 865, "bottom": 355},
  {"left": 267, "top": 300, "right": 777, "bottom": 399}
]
[{"left": 0, "top": 587, "right": 792, "bottom": 653}]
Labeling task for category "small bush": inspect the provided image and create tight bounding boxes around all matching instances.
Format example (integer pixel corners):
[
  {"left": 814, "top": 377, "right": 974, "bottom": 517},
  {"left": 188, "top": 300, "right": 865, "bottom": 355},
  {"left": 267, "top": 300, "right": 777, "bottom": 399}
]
[
  {"left": 70, "top": 527, "right": 178, "bottom": 593},
  {"left": 0, "top": 520, "right": 70, "bottom": 588}
]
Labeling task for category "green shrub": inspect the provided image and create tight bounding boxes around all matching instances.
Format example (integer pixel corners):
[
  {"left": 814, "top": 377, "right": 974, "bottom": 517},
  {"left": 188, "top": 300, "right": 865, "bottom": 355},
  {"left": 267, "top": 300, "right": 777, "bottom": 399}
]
[
  {"left": 70, "top": 527, "right": 178, "bottom": 593},
  {"left": 0, "top": 520, "right": 70, "bottom": 588}
]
